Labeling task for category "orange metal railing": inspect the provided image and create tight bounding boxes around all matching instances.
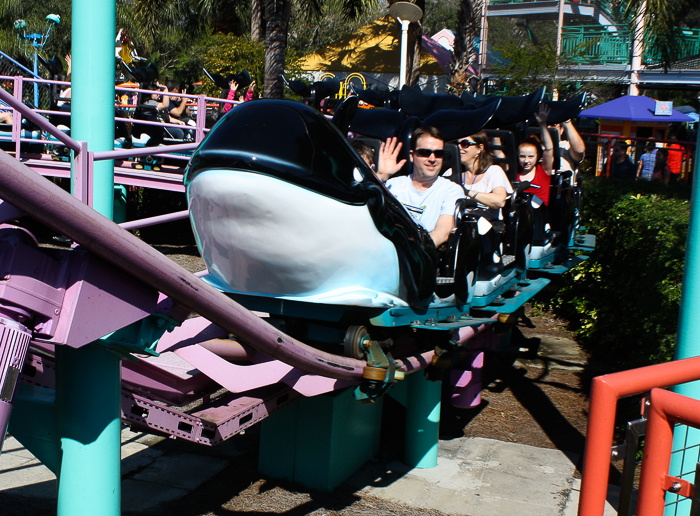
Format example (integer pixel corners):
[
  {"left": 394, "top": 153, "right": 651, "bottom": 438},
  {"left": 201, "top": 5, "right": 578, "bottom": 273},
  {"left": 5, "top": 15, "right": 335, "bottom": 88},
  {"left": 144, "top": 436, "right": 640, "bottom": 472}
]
[{"left": 579, "top": 356, "right": 700, "bottom": 515}]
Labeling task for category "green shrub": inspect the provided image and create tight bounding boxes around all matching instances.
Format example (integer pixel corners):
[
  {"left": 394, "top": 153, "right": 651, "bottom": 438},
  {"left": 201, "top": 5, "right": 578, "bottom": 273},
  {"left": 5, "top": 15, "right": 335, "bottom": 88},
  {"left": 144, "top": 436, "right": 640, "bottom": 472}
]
[{"left": 553, "top": 175, "right": 691, "bottom": 368}]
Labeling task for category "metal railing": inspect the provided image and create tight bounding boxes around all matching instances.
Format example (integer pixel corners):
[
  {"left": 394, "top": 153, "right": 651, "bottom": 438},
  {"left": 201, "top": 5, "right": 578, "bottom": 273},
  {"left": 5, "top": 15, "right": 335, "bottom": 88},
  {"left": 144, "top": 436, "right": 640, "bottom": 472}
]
[
  {"left": 579, "top": 357, "right": 700, "bottom": 516},
  {"left": 0, "top": 74, "right": 246, "bottom": 229},
  {"left": 562, "top": 26, "right": 631, "bottom": 65},
  {"left": 562, "top": 26, "right": 700, "bottom": 66},
  {"left": 0, "top": 50, "right": 52, "bottom": 109}
]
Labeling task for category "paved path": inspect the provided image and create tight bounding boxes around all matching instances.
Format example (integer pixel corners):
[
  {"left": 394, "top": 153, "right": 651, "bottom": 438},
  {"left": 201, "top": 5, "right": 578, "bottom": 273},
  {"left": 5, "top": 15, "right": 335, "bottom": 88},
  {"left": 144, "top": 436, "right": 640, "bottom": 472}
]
[{"left": 1, "top": 428, "right": 620, "bottom": 515}]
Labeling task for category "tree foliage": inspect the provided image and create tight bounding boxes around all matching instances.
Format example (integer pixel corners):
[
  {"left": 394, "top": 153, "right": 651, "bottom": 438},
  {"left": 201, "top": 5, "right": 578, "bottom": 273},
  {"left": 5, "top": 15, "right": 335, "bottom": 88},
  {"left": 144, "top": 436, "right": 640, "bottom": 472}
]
[
  {"left": 0, "top": 0, "right": 73, "bottom": 74},
  {"left": 553, "top": 176, "right": 690, "bottom": 369}
]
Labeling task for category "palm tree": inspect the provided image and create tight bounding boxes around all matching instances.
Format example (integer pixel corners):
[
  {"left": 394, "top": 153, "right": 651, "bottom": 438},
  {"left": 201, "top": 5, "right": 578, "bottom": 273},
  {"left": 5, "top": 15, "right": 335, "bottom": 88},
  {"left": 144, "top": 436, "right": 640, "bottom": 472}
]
[
  {"left": 620, "top": 0, "right": 696, "bottom": 69},
  {"left": 450, "top": 0, "right": 480, "bottom": 95},
  {"left": 262, "top": 0, "right": 378, "bottom": 98},
  {"left": 263, "top": 0, "right": 292, "bottom": 98}
]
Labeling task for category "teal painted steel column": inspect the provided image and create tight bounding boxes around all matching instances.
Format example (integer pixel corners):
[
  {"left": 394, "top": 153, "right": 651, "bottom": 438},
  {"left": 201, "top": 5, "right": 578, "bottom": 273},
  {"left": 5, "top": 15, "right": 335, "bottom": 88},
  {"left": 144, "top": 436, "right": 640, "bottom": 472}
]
[
  {"left": 666, "top": 130, "right": 700, "bottom": 516},
  {"left": 71, "top": 0, "right": 115, "bottom": 218},
  {"left": 404, "top": 372, "right": 441, "bottom": 468},
  {"left": 54, "top": 2, "right": 121, "bottom": 515},
  {"left": 56, "top": 345, "right": 122, "bottom": 516}
]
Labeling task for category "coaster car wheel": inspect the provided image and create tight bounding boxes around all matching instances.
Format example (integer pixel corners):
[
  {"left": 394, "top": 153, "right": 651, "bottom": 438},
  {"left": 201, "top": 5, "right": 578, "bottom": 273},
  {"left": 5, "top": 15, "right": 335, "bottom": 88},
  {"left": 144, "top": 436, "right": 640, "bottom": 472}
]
[{"left": 344, "top": 325, "right": 369, "bottom": 360}]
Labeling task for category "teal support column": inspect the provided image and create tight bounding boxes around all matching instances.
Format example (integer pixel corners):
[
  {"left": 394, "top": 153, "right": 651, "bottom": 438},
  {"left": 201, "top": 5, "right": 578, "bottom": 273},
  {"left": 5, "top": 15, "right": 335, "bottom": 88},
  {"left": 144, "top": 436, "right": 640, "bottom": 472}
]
[
  {"left": 71, "top": 0, "right": 116, "bottom": 218},
  {"left": 56, "top": 345, "right": 122, "bottom": 516},
  {"left": 404, "top": 372, "right": 441, "bottom": 469},
  {"left": 666, "top": 129, "right": 700, "bottom": 516},
  {"left": 55, "top": 4, "right": 120, "bottom": 514}
]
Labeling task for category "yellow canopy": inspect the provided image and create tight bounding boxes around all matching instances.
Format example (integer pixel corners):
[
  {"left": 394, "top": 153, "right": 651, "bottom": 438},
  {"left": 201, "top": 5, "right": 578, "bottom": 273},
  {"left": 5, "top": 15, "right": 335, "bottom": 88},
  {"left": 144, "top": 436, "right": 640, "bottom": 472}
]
[{"left": 300, "top": 18, "right": 445, "bottom": 75}]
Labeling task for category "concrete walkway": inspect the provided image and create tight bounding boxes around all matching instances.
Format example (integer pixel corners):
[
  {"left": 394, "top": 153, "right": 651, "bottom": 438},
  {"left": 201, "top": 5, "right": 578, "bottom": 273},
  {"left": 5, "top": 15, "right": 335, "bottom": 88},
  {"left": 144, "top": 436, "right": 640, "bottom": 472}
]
[{"left": 1, "top": 428, "right": 620, "bottom": 516}]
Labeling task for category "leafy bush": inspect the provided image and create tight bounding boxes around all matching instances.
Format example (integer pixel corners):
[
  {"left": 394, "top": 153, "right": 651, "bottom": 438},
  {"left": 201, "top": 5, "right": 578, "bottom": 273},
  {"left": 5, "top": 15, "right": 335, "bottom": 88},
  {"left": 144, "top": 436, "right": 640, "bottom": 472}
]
[
  {"left": 196, "top": 33, "right": 306, "bottom": 99},
  {"left": 552, "top": 175, "right": 691, "bottom": 368}
]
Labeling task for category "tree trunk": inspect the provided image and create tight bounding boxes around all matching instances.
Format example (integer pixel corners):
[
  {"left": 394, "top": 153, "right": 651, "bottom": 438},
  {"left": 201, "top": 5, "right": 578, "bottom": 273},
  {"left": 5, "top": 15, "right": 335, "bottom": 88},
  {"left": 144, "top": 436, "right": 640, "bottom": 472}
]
[
  {"left": 263, "top": 0, "right": 291, "bottom": 98},
  {"left": 251, "top": 0, "right": 263, "bottom": 41},
  {"left": 406, "top": 0, "right": 425, "bottom": 88},
  {"left": 450, "top": 0, "right": 481, "bottom": 95}
]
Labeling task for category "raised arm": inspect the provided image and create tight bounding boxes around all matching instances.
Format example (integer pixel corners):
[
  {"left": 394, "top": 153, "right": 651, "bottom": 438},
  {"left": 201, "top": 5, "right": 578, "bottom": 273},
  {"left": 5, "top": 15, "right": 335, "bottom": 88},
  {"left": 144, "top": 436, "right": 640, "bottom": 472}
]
[
  {"left": 155, "top": 83, "right": 170, "bottom": 111},
  {"left": 376, "top": 137, "right": 407, "bottom": 181},
  {"left": 562, "top": 120, "right": 585, "bottom": 163},
  {"left": 535, "top": 105, "right": 554, "bottom": 174}
]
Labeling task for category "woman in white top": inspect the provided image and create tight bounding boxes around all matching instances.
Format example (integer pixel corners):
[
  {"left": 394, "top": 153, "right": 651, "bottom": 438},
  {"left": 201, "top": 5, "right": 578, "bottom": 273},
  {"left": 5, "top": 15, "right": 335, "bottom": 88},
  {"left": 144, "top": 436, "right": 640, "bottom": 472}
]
[{"left": 456, "top": 130, "right": 513, "bottom": 219}]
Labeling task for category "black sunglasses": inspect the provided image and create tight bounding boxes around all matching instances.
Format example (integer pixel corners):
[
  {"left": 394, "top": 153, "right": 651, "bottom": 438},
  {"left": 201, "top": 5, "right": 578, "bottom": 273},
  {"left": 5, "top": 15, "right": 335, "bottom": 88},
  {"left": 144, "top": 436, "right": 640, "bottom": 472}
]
[
  {"left": 414, "top": 148, "right": 445, "bottom": 159},
  {"left": 457, "top": 139, "right": 479, "bottom": 149}
]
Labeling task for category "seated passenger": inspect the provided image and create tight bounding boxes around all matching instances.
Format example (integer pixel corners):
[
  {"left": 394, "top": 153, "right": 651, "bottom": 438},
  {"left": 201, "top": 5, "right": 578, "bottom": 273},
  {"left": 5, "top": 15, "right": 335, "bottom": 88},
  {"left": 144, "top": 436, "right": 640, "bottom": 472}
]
[
  {"left": 456, "top": 130, "right": 513, "bottom": 219},
  {"left": 517, "top": 105, "right": 554, "bottom": 206},
  {"left": 350, "top": 139, "right": 375, "bottom": 169},
  {"left": 166, "top": 80, "right": 194, "bottom": 139},
  {"left": 0, "top": 110, "right": 12, "bottom": 125},
  {"left": 386, "top": 126, "right": 464, "bottom": 248},
  {"left": 134, "top": 82, "right": 171, "bottom": 146},
  {"left": 555, "top": 119, "right": 585, "bottom": 173},
  {"left": 351, "top": 137, "right": 406, "bottom": 181}
]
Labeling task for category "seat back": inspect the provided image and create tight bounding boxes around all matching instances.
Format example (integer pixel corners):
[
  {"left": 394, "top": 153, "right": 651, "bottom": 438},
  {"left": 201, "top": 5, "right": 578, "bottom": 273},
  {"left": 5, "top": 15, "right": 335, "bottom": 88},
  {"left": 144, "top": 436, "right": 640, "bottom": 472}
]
[
  {"left": 441, "top": 143, "right": 462, "bottom": 186},
  {"left": 485, "top": 129, "right": 518, "bottom": 181}
]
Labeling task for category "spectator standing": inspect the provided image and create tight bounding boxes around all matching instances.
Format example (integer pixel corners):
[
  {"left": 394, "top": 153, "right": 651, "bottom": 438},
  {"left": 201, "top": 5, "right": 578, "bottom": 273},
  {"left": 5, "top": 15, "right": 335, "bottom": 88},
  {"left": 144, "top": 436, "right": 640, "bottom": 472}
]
[
  {"left": 636, "top": 141, "right": 657, "bottom": 180},
  {"left": 610, "top": 142, "right": 636, "bottom": 179},
  {"left": 667, "top": 134, "right": 684, "bottom": 181},
  {"left": 652, "top": 148, "right": 671, "bottom": 185}
]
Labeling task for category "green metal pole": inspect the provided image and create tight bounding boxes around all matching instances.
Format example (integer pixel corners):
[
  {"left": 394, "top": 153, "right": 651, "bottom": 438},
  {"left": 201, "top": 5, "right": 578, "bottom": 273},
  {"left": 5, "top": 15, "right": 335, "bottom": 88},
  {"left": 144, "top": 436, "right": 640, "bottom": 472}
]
[
  {"left": 71, "top": 0, "right": 115, "bottom": 218},
  {"left": 666, "top": 129, "right": 700, "bottom": 515},
  {"left": 56, "top": 345, "right": 122, "bottom": 516},
  {"left": 54, "top": 2, "right": 121, "bottom": 515},
  {"left": 404, "top": 372, "right": 441, "bottom": 468}
]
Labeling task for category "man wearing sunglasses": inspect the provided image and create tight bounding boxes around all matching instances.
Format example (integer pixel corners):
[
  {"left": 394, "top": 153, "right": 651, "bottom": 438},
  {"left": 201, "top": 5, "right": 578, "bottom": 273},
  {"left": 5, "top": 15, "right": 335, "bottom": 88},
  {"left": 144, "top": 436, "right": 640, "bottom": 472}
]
[{"left": 386, "top": 126, "right": 463, "bottom": 247}]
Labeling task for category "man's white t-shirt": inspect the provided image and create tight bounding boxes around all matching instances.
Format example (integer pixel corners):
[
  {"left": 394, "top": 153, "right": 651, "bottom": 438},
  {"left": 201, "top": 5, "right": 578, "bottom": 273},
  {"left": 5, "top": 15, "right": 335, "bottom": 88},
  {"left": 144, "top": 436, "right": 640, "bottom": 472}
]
[{"left": 386, "top": 175, "right": 464, "bottom": 232}]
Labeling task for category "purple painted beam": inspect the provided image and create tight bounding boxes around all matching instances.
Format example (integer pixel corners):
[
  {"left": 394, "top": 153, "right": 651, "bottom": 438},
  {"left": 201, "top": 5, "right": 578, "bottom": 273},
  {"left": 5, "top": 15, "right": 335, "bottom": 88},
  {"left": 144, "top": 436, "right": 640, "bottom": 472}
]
[
  {"left": 119, "top": 210, "right": 189, "bottom": 231},
  {"left": 0, "top": 88, "right": 79, "bottom": 152},
  {"left": 0, "top": 150, "right": 368, "bottom": 380}
]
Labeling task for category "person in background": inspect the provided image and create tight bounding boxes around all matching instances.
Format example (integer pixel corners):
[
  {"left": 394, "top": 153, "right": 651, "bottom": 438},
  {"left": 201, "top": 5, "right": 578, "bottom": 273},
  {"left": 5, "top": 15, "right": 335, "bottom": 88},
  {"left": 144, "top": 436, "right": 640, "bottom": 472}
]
[
  {"left": 651, "top": 148, "right": 671, "bottom": 185},
  {"left": 238, "top": 80, "right": 256, "bottom": 103},
  {"left": 667, "top": 133, "right": 684, "bottom": 182},
  {"left": 166, "top": 80, "right": 194, "bottom": 140},
  {"left": 222, "top": 78, "right": 239, "bottom": 115},
  {"left": 222, "top": 77, "right": 255, "bottom": 115},
  {"left": 57, "top": 54, "right": 71, "bottom": 110},
  {"left": 610, "top": 142, "right": 636, "bottom": 179},
  {"left": 636, "top": 141, "right": 657, "bottom": 180}
]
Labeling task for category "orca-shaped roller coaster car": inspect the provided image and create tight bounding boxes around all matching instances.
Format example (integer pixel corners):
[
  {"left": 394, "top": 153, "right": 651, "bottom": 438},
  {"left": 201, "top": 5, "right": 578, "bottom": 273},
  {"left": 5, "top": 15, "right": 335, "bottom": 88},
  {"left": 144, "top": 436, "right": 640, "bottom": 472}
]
[{"left": 185, "top": 100, "right": 488, "bottom": 336}]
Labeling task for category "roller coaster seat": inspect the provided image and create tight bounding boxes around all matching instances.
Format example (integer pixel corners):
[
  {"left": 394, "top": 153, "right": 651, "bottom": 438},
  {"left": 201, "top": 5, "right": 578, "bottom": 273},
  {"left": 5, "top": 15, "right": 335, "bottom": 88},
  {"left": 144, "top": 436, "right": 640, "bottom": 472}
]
[
  {"left": 485, "top": 129, "right": 518, "bottom": 181},
  {"left": 186, "top": 100, "right": 455, "bottom": 309}
]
